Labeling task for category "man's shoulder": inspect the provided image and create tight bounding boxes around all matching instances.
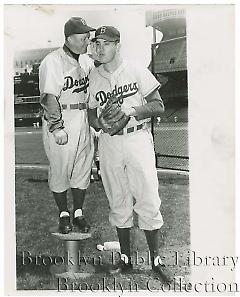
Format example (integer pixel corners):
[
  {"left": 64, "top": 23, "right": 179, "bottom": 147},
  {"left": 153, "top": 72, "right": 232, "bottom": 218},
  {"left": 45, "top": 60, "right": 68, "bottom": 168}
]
[
  {"left": 79, "top": 54, "right": 93, "bottom": 66},
  {"left": 40, "top": 48, "right": 62, "bottom": 66},
  {"left": 79, "top": 54, "right": 94, "bottom": 74}
]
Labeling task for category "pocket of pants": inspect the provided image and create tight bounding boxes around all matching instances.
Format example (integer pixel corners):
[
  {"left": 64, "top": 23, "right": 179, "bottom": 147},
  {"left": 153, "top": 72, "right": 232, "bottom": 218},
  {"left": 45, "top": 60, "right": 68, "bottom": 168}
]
[{"left": 146, "top": 129, "right": 155, "bottom": 148}]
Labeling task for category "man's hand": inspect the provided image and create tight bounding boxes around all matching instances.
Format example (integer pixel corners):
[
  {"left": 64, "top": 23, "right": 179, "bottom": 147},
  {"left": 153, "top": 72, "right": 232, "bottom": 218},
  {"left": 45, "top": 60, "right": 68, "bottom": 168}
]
[
  {"left": 52, "top": 129, "right": 68, "bottom": 145},
  {"left": 121, "top": 106, "right": 137, "bottom": 117}
]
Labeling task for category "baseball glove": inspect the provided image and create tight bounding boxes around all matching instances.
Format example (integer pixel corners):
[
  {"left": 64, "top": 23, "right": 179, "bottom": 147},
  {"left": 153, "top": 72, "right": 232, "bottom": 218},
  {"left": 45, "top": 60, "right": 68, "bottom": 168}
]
[{"left": 98, "top": 96, "right": 130, "bottom": 136}]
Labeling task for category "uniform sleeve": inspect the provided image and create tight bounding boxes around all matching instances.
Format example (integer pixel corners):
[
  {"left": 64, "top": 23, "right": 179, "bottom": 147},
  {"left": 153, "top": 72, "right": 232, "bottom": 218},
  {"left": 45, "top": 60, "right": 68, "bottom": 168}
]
[
  {"left": 39, "top": 55, "right": 64, "bottom": 98},
  {"left": 39, "top": 54, "right": 64, "bottom": 132},
  {"left": 134, "top": 65, "right": 160, "bottom": 97},
  {"left": 40, "top": 94, "right": 64, "bottom": 133},
  {"left": 131, "top": 65, "right": 164, "bottom": 121},
  {"left": 134, "top": 90, "right": 165, "bottom": 121}
]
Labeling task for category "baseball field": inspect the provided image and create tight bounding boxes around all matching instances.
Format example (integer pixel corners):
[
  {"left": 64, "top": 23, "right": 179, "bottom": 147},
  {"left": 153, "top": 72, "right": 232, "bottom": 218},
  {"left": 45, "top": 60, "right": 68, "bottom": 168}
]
[
  {"left": 15, "top": 122, "right": 188, "bottom": 169},
  {"left": 15, "top": 123, "right": 190, "bottom": 291}
]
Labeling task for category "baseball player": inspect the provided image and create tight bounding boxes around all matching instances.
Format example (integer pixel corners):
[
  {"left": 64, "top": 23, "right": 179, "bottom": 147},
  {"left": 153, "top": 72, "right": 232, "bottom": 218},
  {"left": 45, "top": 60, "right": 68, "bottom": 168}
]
[
  {"left": 87, "top": 26, "right": 173, "bottom": 283},
  {"left": 39, "top": 17, "right": 95, "bottom": 234}
]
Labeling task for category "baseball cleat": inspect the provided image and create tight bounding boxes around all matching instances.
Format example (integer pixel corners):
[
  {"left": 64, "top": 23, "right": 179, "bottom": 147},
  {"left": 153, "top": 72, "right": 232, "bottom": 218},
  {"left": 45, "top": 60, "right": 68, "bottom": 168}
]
[
  {"left": 108, "top": 260, "right": 133, "bottom": 275},
  {"left": 72, "top": 216, "right": 90, "bottom": 233},
  {"left": 58, "top": 216, "right": 72, "bottom": 234},
  {"left": 152, "top": 263, "right": 174, "bottom": 284}
]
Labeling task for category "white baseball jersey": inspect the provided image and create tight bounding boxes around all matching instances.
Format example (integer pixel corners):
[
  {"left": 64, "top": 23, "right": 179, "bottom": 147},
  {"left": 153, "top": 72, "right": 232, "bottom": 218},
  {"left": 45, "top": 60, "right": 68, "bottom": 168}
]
[
  {"left": 39, "top": 49, "right": 94, "bottom": 192},
  {"left": 88, "top": 60, "right": 160, "bottom": 128},
  {"left": 39, "top": 49, "right": 92, "bottom": 120}
]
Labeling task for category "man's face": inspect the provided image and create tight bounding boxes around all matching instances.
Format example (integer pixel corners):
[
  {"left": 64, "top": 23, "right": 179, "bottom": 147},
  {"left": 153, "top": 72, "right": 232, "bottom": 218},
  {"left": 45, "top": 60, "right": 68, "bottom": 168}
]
[
  {"left": 68, "top": 32, "right": 90, "bottom": 54},
  {"left": 95, "top": 39, "right": 119, "bottom": 64}
]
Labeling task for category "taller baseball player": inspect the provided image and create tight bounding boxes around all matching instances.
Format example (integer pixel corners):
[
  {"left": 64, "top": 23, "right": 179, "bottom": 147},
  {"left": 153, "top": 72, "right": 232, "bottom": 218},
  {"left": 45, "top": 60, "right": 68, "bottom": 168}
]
[
  {"left": 39, "top": 17, "right": 95, "bottom": 234},
  {"left": 88, "top": 26, "right": 173, "bottom": 283}
]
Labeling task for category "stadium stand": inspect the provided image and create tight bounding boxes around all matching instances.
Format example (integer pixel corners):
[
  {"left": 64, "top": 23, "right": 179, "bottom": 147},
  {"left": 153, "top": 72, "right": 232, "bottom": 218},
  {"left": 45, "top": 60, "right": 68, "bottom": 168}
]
[
  {"left": 148, "top": 9, "right": 189, "bottom": 170},
  {"left": 154, "top": 37, "right": 186, "bottom": 73},
  {"left": 14, "top": 48, "right": 58, "bottom": 127}
]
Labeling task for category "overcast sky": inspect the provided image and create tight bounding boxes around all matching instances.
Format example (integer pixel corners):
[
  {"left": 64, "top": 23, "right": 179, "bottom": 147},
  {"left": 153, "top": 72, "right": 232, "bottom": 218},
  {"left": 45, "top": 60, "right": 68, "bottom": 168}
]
[{"left": 4, "top": 4, "right": 166, "bottom": 67}]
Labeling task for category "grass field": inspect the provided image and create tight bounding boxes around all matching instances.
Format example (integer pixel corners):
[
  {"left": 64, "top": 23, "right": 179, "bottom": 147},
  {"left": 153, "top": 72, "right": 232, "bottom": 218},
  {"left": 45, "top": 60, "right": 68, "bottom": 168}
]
[{"left": 15, "top": 168, "right": 190, "bottom": 291}]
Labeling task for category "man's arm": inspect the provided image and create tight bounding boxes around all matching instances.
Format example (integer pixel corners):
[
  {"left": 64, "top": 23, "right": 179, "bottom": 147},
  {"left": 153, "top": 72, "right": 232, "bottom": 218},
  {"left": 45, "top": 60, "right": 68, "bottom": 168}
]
[
  {"left": 122, "top": 89, "right": 165, "bottom": 120},
  {"left": 87, "top": 108, "right": 101, "bottom": 131},
  {"left": 40, "top": 93, "right": 68, "bottom": 145}
]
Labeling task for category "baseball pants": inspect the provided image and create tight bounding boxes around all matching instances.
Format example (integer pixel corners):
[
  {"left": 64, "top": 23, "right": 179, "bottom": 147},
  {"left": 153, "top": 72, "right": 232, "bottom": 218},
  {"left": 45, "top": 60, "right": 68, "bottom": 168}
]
[
  {"left": 42, "top": 111, "right": 94, "bottom": 193},
  {"left": 98, "top": 128, "right": 163, "bottom": 231}
]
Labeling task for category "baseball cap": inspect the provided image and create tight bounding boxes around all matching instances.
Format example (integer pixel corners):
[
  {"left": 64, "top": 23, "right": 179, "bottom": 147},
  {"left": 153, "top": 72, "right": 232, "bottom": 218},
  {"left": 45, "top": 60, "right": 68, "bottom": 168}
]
[
  {"left": 92, "top": 26, "right": 120, "bottom": 42},
  {"left": 64, "top": 17, "right": 95, "bottom": 38}
]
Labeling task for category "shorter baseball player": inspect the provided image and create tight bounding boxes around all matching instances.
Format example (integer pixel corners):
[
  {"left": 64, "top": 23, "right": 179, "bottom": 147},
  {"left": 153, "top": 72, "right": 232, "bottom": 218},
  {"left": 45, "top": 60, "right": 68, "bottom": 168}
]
[
  {"left": 88, "top": 26, "right": 173, "bottom": 283},
  {"left": 39, "top": 17, "right": 95, "bottom": 234}
]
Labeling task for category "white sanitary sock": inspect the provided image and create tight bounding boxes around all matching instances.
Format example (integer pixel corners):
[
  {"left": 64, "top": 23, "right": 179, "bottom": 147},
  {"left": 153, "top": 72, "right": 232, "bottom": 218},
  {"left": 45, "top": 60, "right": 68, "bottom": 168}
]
[
  {"left": 74, "top": 209, "right": 83, "bottom": 218},
  {"left": 59, "top": 211, "right": 70, "bottom": 218}
]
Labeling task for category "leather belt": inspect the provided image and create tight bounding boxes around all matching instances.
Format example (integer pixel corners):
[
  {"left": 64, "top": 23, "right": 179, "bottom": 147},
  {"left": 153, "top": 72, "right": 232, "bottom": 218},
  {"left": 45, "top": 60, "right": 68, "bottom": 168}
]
[
  {"left": 62, "top": 103, "right": 87, "bottom": 110},
  {"left": 116, "top": 123, "right": 144, "bottom": 135}
]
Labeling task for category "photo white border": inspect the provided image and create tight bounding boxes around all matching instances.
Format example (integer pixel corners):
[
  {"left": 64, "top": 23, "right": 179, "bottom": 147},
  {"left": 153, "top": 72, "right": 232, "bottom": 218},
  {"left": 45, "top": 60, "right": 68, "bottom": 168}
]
[{"left": 3, "top": 1, "right": 238, "bottom": 296}]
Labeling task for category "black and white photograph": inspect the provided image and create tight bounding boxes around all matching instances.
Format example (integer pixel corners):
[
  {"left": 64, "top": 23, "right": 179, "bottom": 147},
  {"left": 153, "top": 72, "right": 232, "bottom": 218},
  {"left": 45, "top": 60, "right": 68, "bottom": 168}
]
[{"left": 4, "top": 3, "right": 236, "bottom": 295}]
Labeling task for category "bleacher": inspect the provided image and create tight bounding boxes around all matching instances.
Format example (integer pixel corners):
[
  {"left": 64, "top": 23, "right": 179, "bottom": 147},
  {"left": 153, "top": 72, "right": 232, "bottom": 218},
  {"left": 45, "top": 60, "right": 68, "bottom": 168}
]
[{"left": 154, "top": 37, "right": 186, "bottom": 73}]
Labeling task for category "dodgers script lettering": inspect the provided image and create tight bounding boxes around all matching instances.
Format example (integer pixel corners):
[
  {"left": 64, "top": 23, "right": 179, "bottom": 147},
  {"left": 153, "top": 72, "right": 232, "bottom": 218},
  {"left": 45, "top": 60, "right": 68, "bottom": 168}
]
[
  {"left": 96, "top": 83, "right": 139, "bottom": 106},
  {"left": 63, "top": 76, "right": 89, "bottom": 93}
]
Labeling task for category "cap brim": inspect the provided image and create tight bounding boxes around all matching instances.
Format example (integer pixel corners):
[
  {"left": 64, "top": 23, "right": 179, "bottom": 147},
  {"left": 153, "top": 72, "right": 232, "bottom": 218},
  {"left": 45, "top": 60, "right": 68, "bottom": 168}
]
[
  {"left": 82, "top": 25, "right": 96, "bottom": 33},
  {"left": 91, "top": 34, "right": 119, "bottom": 42}
]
